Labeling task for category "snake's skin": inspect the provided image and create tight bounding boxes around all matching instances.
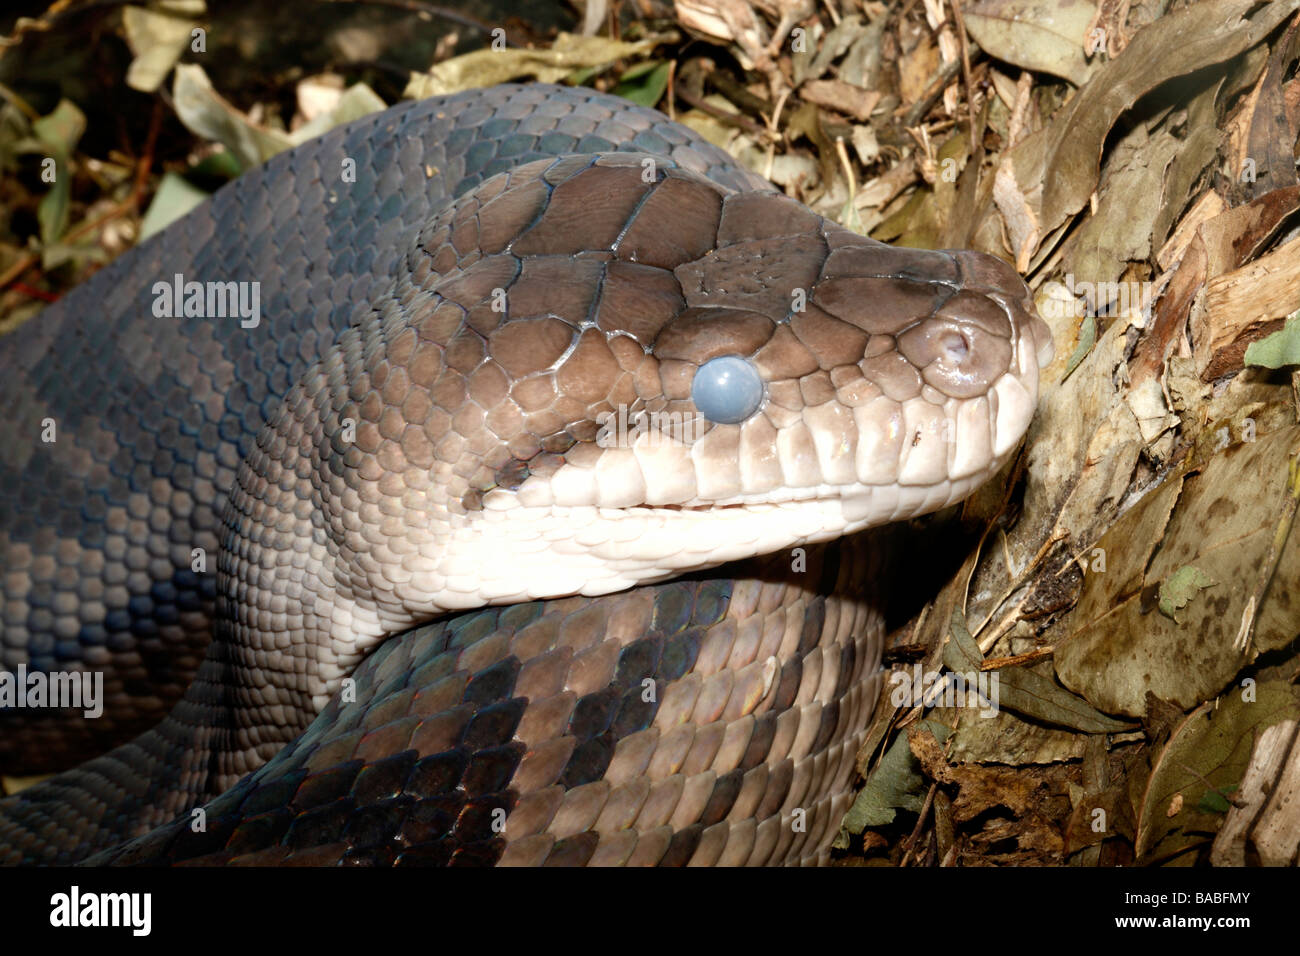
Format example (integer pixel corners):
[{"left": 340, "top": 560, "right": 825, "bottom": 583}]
[{"left": 0, "top": 84, "right": 1051, "bottom": 865}]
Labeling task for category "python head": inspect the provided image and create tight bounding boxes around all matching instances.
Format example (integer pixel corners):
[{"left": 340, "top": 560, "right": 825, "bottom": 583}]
[{"left": 231, "top": 154, "right": 1054, "bottom": 629}]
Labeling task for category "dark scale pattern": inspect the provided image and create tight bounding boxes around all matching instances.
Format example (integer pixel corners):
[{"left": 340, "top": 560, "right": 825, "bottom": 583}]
[
  {"left": 0, "top": 84, "right": 771, "bottom": 772},
  {"left": 78, "top": 535, "right": 884, "bottom": 866}
]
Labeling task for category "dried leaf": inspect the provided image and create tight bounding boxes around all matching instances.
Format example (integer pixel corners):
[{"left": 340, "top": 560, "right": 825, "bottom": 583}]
[
  {"left": 945, "top": 611, "right": 1131, "bottom": 733},
  {"left": 964, "top": 0, "right": 1099, "bottom": 86},
  {"left": 800, "top": 78, "right": 881, "bottom": 121},
  {"left": 992, "top": 156, "right": 1037, "bottom": 270},
  {"left": 1057, "top": 426, "right": 1300, "bottom": 716},
  {"left": 1212, "top": 718, "right": 1300, "bottom": 864},
  {"left": 981, "top": 0, "right": 1299, "bottom": 266},
  {"left": 404, "top": 33, "right": 659, "bottom": 99},
  {"left": 1196, "top": 234, "right": 1300, "bottom": 378}
]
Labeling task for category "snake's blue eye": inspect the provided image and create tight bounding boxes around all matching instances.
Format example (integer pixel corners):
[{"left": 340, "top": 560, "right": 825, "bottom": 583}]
[{"left": 691, "top": 355, "right": 764, "bottom": 425}]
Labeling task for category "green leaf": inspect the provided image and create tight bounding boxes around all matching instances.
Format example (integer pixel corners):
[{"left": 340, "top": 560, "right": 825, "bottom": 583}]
[
  {"left": 139, "top": 172, "right": 210, "bottom": 240},
  {"left": 614, "top": 61, "right": 671, "bottom": 107},
  {"left": 37, "top": 176, "right": 71, "bottom": 249},
  {"left": 1157, "top": 565, "right": 1215, "bottom": 623},
  {"left": 190, "top": 148, "right": 243, "bottom": 180},
  {"left": 122, "top": 5, "right": 197, "bottom": 93},
  {"left": 1197, "top": 785, "right": 1237, "bottom": 814},
  {"left": 1063, "top": 314, "right": 1096, "bottom": 380},
  {"left": 617, "top": 59, "right": 664, "bottom": 81},
  {"left": 1244, "top": 313, "right": 1300, "bottom": 369},
  {"left": 836, "top": 719, "right": 951, "bottom": 841},
  {"left": 31, "top": 99, "right": 87, "bottom": 246},
  {"left": 31, "top": 99, "right": 86, "bottom": 157}
]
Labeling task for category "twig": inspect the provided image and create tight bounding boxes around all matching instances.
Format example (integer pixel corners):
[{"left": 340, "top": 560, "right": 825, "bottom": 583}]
[
  {"left": 948, "top": 0, "right": 978, "bottom": 144},
  {"left": 900, "top": 56, "right": 961, "bottom": 128},
  {"left": 899, "top": 782, "right": 938, "bottom": 865},
  {"left": 671, "top": 79, "right": 771, "bottom": 139},
  {"left": 980, "top": 646, "right": 1054, "bottom": 671},
  {"left": 666, "top": 58, "right": 676, "bottom": 121},
  {"left": 0, "top": 80, "right": 40, "bottom": 120}
]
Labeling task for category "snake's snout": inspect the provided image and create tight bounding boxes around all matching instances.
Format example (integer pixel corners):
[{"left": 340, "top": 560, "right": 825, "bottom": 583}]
[
  {"left": 950, "top": 249, "right": 1055, "bottom": 373},
  {"left": 797, "top": 240, "right": 1048, "bottom": 480}
]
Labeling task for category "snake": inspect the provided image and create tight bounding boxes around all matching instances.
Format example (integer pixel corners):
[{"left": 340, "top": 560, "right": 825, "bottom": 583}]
[{"left": 0, "top": 83, "right": 1052, "bottom": 866}]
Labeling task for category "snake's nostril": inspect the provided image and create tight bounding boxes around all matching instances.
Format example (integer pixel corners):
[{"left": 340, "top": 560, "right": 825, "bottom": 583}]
[{"left": 943, "top": 332, "right": 971, "bottom": 363}]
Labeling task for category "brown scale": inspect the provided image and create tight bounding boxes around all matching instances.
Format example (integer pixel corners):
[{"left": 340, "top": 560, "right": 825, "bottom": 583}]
[{"left": 76, "top": 535, "right": 885, "bottom": 867}]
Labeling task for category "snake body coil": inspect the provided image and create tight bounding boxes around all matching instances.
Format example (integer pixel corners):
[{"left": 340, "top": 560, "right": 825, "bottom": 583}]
[{"left": 0, "top": 84, "right": 1050, "bottom": 865}]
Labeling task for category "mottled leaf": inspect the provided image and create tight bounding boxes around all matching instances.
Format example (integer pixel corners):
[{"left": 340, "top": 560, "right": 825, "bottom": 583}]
[
  {"left": 1135, "top": 681, "right": 1300, "bottom": 862},
  {"left": 1057, "top": 426, "right": 1300, "bottom": 716},
  {"left": 964, "top": 0, "right": 1099, "bottom": 86}
]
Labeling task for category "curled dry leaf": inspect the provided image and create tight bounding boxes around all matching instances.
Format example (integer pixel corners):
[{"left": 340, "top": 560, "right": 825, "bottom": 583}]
[
  {"left": 799, "top": 78, "right": 881, "bottom": 121},
  {"left": 674, "top": 0, "right": 771, "bottom": 72},
  {"left": 977, "top": 0, "right": 1299, "bottom": 267}
]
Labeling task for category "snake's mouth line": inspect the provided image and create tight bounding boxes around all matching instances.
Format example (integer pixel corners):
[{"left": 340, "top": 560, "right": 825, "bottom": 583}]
[
  {"left": 655, "top": 492, "right": 907, "bottom": 514},
  {"left": 505, "top": 472, "right": 1000, "bottom": 518}
]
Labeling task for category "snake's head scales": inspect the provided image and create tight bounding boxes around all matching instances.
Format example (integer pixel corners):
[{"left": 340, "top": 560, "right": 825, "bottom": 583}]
[{"left": 234, "top": 155, "right": 1053, "bottom": 622}]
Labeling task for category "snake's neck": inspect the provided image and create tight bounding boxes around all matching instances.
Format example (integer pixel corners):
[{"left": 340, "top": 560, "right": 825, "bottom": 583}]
[{"left": 212, "top": 442, "right": 886, "bottom": 778}]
